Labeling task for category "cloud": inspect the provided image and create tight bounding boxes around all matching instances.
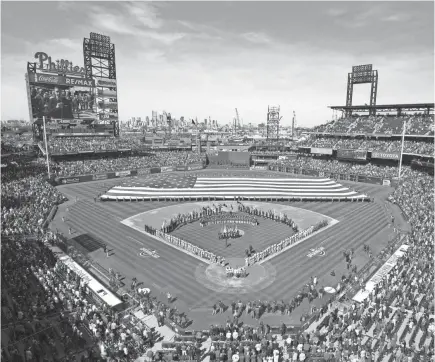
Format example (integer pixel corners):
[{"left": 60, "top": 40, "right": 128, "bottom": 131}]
[
  {"left": 241, "top": 32, "right": 271, "bottom": 44},
  {"left": 178, "top": 20, "right": 198, "bottom": 31},
  {"left": 86, "top": 4, "right": 185, "bottom": 47},
  {"left": 123, "top": 2, "right": 163, "bottom": 29},
  {"left": 327, "top": 8, "right": 347, "bottom": 17},
  {"left": 381, "top": 14, "right": 407, "bottom": 22},
  {"left": 90, "top": 12, "right": 138, "bottom": 35},
  {"left": 57, "top": 1, "right": 75, "bottom": 12},
  {"left": 142, "top": 31, "right": 186, "bottom": 45},
  {"left": 45, "top": 38, "right": 82, "bottom": 51}
]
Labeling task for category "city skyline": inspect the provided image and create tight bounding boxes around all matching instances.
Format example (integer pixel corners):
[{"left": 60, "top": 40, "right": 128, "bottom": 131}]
[{"left": 1, "top": 1, "right": 434, "bottom": 127}]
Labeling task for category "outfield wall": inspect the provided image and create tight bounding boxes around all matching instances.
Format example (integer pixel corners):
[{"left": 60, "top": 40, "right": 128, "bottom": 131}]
[{"left": 54, "top": 163, "right": 396, "bottom": 188}]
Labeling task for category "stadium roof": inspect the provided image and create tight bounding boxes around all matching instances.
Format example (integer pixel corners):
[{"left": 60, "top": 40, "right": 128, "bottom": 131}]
[{"left": 328, "top": 103, "right": 434, "bottom": 113}]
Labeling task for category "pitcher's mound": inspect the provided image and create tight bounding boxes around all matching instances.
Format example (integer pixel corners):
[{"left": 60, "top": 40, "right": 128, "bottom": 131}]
[{"left": 194, "top": 257, "right": 277, "bottom": 294}]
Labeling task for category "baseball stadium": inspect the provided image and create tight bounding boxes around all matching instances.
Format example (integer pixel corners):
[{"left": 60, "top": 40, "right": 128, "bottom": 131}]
[{"left": 1, "top": 14, "right": 434, "bottom": 362}]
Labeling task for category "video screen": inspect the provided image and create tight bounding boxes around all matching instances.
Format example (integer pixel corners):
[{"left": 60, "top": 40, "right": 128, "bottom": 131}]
[{"left": 29, "top": 84, "right": 97, "bottom": 121}]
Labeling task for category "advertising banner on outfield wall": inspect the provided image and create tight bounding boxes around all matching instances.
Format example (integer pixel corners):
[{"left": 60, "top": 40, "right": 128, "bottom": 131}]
[
  {"left": 174, "top": 166, "right": 187, "bottom": 171},
  {"left": 60, "top": 177, "right": 81, "bottom": 184},
  {"left": 160, "top": 166, "right": 173, "bottom": 173},
  {"left": 371, "top": 152, "right": 400, "bottom": 160},
  {"left": 93, "top": 174, "right": 108, "bottom": 181},
  {"left": 187, "top": 163, "right": 204, "bottom": 171},
  {"left": 115, "top": 170, "right": 131, "bottom": 177},
  {"left": 150, "top": 167, "right": 161, "bottom": 174},
  {"left": 310, "top": 147, "right": 333, "bottom": 155},
  {"left": 250, "top": 166, "right": 268, "bottom": 170}
]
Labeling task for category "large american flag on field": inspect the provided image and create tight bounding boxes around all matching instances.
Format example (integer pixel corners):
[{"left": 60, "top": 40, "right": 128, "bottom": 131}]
[{"left": 101, "top": 175, "right": 369, "bottom": 200}]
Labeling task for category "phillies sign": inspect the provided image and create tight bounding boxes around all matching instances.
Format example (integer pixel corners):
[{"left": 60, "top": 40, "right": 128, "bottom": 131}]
[{"left": 34, "top": 52, "right": 86, "bottom": 75}]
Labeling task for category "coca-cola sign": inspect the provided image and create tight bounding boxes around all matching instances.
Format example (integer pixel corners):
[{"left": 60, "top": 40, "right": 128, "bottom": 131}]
[
  {"left": 36, "top": 74, "right": 59, "bottom": 84},
  {"left": 28, "top": 73, "right": 95, "bottom": 87}
]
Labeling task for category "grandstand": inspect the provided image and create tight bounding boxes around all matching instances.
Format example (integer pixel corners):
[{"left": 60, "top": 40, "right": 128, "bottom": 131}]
[
  {"left": 2, "top": 13, "right": 434, "bottom": 362},
  {"left": 3, "top": 71, "right": 435, "bottom": 360}
]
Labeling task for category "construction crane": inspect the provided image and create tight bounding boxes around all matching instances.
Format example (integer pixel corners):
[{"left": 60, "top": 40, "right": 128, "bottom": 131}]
[
  {"left": 292, "top": 111, "right": 296, "bottom": 138},
  {"left": 235, "top": 108, "right": 241, "bottom": 129}
]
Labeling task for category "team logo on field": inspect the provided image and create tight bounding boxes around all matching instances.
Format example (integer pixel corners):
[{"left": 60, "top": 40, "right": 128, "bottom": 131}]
[
  {"left": 139, "top": 248, "right": 160, "bottom": 258},
  {"left": 307, "top": 246, "right": 326, "bottom": 258}
]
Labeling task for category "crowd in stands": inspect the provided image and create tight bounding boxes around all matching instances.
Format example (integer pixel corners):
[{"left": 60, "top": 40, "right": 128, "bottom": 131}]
[
  {"left": 203, "top": 169, "right": 434, "bottom": 361},
  {"left": 50, "top": 152, "right": 205, "bottom": 177},
  {"left": 1, "top": 133, "right": 34, "bottom": 153},
  {"left": 2, "top": 173, "right": 66, "bottom": 235},
  {"left": 297, "top": 137, "right": 434, "bottom": 155},
  {"left": 250, "top": 150, "right": 297, "bottom": 156},
  {"left": 313, "top": 114, "right": 434, "bottom": 135},
  {"left": 48, "top": 137, "right": 144, "bottom": 153},
  {"left": 270, "top": 157, "right": 409, "bottom": 179},
  {"left": 48, "top": 133, "right": 196, "bottom": 154},
  {"left": 2, "top": 127, "right": 434, "bottom": 361},
  {"left": 302, "top": 170, "right": 435, "bottom": 361}
]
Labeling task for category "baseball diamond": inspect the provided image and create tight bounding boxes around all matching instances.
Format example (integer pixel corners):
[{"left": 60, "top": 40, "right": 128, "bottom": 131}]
[{"left": 54, "top": 170, "right": 396, "bottom": 330}]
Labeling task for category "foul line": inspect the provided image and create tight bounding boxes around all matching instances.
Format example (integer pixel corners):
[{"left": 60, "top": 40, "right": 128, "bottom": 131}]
[
  {"left": 258, "top": 219, "right": 339, "bottom": 265},
  {"left": 122, "top": 220, "right": 214, "bottom": 265}
]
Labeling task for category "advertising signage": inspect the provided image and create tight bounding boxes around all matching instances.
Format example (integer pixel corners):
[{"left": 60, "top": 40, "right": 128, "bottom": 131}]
[
  {"left": 97, "top": 89, "right": 117, "bottom": 97},
  {"left": 29, "top": 73, "right": 95, "bottom": 87},
  {"left": 161, "top": 166, "right": 173, "bottom": 173},
  {"left": 99, "top": 113, "right": 118, "bottom": 120},
  {"left": 94, "top": 77, "right": 117, "bottom": 88},
  {"left": 371, "top": 152, "right": 400, "bottom": 160},
  {"left": 337, "top": 149, "right": 367, "bottom": 160},
  {"left": 187, "top": 163, "right": 204, "bottom": 171},
  {"left": 27, "top": 36, "right": 119, "bottom": 127},
  {"left": 310, "top": 147, "right": 333, "bottom": 155}
]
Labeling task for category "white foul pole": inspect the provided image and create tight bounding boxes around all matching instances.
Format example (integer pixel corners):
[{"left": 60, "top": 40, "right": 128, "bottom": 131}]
[
  {"left": 42, "top": 116, "right": 51, "bottom": 178},
  {"left": 398, "top": 120, "right": 406, "bottom": 180}
]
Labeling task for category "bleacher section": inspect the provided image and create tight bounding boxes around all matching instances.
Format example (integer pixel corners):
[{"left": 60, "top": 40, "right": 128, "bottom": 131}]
[{"left": 313, "top": 114, "right": 434, "bottom": 136}]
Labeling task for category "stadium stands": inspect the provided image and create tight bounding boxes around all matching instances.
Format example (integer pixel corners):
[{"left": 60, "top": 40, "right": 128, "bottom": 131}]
[
  {"left": 48, "top": 136, "right": 144, "bottom": 154},
  {"left": 1, "top": 113, "right": 434, "bottom": 361},
  {"left": 313, "top": 115, "right": 434, "bottom": 136},
  {"left": 51, "top": 152, "right": 206, "bottom": 177},
  {"left": 300, "top": 138, "right": 434, "bottom": 155},
  {"left": 269, "top": 157, "right": 408, "bottom": 179}
]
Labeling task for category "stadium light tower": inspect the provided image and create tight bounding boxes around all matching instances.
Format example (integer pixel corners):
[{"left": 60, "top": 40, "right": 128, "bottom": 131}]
[
  {"left": 266, "top": 105, "right": 280, "bottom": 140},
  {"left": 345, "top": 64, "right": 378, "bottom": 117}
]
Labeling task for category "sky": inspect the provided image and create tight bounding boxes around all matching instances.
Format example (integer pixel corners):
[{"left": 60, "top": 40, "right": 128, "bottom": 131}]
[{"left": 1, "top": 1, "right": 434, "bottom": 127}]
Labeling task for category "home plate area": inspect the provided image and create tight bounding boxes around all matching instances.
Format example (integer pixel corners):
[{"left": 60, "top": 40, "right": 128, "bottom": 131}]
[{"left": 121, "top": 201, "right": 338, "bottom": 293}]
